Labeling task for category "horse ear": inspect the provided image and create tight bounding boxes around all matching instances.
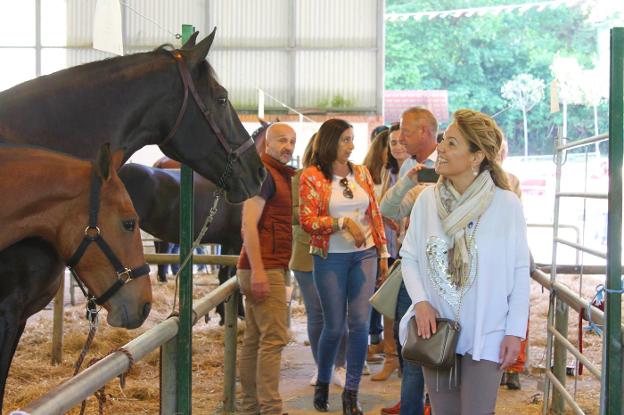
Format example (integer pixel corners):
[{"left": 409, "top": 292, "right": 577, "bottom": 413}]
[
  {"left": 187, "top": 27, "right": 217, "bottom": 66},
  {"left": 181, "top": 31, "right": 199, "bottom": 49},
  {"left": 94, "top": 143, "right": 112, "bottom": 181},
  {"left": 110, "top": 149, "right": 125, "bottom": 172}
]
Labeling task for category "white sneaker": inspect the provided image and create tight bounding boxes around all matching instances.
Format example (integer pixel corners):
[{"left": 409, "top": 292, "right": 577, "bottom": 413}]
[
  {"left": 310, "top": 368, "right": 318, "bottom": 386},
  {"left": 362, "top": 361, "right": 370, "bottom": 375},
  {"left": 333, "top": 366, "right": 346, "bottom": 388}
]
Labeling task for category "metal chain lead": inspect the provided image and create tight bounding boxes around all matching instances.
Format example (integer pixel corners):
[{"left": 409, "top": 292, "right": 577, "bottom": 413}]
[{"left": 170, "top": 156, "right": 234, "bottom": 315}]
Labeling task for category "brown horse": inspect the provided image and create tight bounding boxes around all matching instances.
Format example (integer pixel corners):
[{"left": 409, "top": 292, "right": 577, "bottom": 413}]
[
  {"left": 0, "top": 144, "right": 152, "bottom": 328},
  {"left": 0, "top": 144, "right": 153, "bottom": 410}
]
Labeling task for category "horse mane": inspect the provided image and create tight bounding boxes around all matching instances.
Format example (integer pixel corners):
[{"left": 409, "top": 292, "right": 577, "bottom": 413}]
[{"left": 1, "top": 42, "right": 220, "bottom": 100}]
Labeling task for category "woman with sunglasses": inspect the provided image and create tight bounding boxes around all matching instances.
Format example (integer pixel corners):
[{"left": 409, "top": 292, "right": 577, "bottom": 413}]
[{"left": 300, "top": 118, "right": 389, "bottom": 415}]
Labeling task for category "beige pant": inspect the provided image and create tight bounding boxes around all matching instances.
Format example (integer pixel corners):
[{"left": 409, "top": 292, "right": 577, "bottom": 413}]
[
  {"left": 423, "top": 354, "right": 503, "bottom": 415},
  {"left": 237, "top": 268, "right": 289, "bottom": 415}
]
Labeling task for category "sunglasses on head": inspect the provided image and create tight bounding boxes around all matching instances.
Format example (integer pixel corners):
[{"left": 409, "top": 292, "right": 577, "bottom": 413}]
[{"left": 339, "top": 177, "right": 354, "bottom": 199}]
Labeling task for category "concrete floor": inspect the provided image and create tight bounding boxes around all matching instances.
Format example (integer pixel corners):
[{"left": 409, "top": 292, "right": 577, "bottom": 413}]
[{"left": 278, "top": 315, "right": 402, "bottom": 415}]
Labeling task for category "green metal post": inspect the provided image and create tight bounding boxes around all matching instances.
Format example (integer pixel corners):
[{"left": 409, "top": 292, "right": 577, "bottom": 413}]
[
  {"left": 222, "top": 291, "right": 239, "bottom": 414},
  {"left": 552, "top": 300, "right": 569, "bottom": 415},
  {"left": 177, "top": 23, "right": 196, "bottom": 415},
  {"left": 604, "top": 27, "right": 624, "bottom": 415}
]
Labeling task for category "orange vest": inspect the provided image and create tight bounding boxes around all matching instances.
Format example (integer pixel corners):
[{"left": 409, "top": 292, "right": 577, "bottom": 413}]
[{"left": 237, "top": 153, "right": 295, "bottom": 269}]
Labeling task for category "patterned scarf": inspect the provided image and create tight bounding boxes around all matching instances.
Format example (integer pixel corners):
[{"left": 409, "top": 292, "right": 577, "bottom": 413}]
[{"left": 434, "top": 171, "right": 495, "bottom": 287}]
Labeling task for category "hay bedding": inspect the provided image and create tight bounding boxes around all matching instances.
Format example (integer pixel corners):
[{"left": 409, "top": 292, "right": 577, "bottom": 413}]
[
  {"left": 3, "top": 272, "right": 233, "bottom": 414},
  {"left": 3, "top": 273, "right": 606, "bottom": 414}
]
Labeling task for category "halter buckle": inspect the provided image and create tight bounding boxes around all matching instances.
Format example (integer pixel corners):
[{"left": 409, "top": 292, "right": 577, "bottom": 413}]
[{"left": 117, "top": 268, "right": 133, "bottom": 283}]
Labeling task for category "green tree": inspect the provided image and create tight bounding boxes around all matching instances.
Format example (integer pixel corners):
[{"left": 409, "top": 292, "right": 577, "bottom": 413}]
[
  {"left": 501, "top": 74, "right": 545, "bottom": 158},
  {"left": 385, "top": 0, "right": 605, "bottom": 155}
]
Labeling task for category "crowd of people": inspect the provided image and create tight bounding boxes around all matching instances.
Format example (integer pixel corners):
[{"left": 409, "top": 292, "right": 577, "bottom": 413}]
[{"left": 236, "top": 107, "right": 530, "bottom": 415}]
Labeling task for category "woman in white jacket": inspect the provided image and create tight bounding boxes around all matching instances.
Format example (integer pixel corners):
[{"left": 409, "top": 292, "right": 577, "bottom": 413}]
[{"left": 399, "top": 109, "right": 530, "bottom": 414}]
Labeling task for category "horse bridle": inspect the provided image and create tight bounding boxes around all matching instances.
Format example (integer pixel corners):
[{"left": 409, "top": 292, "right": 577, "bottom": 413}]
[
  {"left": 66, "top": 170, "right": 150, "bottom": 307},
  {"left": 159, "top": 50, "right": 255, "bottom": 187}
]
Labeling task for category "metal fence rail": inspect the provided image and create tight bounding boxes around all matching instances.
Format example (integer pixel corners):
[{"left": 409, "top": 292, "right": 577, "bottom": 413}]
[
  {"left": 22, "top": 276, "right": 240, "bottom": 414},
  {"left": 541, "top": 26, "right": 623, "bottom": 415}
]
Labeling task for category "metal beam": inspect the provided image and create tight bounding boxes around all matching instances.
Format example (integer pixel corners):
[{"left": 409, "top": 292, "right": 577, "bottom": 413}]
[{"left": 604, "top": 26, "right": 624, "bottom": 415}]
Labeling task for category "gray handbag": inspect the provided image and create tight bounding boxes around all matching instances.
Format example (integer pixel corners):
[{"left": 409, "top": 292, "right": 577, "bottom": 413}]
[
  {"left": 369, "top": 259, "right": 403, "bottom": 319},
  {"left": 402, "top": 317, "right": 461, "bottom": 369}
]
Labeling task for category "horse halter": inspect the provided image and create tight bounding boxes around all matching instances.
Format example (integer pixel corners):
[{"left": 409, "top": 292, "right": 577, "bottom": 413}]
[
  {"left": 66, "top": 170, "right": 150, "bottom": 307},
  {"left": 159, "top": 50, "right": 255, "bottom": 166}
]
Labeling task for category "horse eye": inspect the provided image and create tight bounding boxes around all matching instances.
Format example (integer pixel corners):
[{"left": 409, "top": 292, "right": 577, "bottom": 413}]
[
  {"left": 216, "top": 97, "right": 227, "bottom": 106},
  {"left": 122, "top": 219, "right": 136, "bottom": 232}
]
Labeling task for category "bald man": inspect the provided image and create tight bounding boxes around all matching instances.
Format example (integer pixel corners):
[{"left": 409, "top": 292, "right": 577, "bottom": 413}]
[{"left": 237, "top": 123, "right": 297, "bottom": 415}]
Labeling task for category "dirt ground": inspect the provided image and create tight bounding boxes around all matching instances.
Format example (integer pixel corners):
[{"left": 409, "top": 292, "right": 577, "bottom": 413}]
[{"left": 3, "top": 271, "right": 603, "bottom": 414}]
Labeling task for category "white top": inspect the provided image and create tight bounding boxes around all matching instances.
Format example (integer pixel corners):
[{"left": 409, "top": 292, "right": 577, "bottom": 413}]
[
  {"left": 328, "top": 173, "right": 375, "bottom": 253},
  {"left": 398, "top": 186, "right": 530, "bottom": 363}
]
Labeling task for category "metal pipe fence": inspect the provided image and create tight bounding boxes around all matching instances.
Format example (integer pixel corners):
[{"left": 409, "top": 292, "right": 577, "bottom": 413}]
[{"left": 23, "top": 275, "right": 240, "bottom": 414}]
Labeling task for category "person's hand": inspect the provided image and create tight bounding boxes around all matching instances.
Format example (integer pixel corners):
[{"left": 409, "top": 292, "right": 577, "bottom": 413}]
[
  {"left": 344, "top": 217, "right": 366, "bottom": 247},
  {"left": 406, "top": 164, "right": 425, "bottom": 184},
  {"left": 376, "top": 258, "right": 389, "bottom": 288},
  {"left": 384, "top": 217, "right": 400, "bottom": 232},
  {"left": 250, "top": 269, "right": 269, "bottom": 302},
  {"left": 414, "top": 301, "right": 439, "bottom": 339},
  {"left": 499, "top": 335, "right": 522, "bottom": 370}
]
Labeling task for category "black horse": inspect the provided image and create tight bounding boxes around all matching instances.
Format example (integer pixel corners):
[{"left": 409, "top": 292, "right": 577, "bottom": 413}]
[
  {"left": 117, "top": 121, "right": 271, "bottom": 323},
  {"left": 0, "top": 29, "right": 264, "bottom": 203},
  {"left": 118, "top": 164, "right": 243, "bottom": 324},
  {"left": 0, "top": 30, "right": 265, "bottom": 411},
  {"left": 0, "top": 239, "right": 64, "bottom": 411}
]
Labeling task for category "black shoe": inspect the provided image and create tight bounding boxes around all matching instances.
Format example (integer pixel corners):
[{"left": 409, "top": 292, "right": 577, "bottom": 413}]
[
  {"left": 342, "top": 388, "right": 363, "bottom": 415},
  {"left": 313, "top": 382, "right": 329, "bottom": 412},
  {"left": 506, "top": 371, "right": 522, "bottom": 390}
]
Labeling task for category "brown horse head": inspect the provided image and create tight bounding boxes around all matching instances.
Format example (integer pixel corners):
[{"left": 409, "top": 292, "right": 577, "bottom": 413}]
[{"left": 59, "top": 146, "right": 152, "bottom": 329}]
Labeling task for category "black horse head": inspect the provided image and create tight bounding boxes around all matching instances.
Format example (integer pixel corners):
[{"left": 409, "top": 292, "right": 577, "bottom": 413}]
[
  {"left": 156, "top": 29, "right": 266, "bottom": 203},
  {"left": 0, "top": 28, "right": 265, "bottom": 204}
]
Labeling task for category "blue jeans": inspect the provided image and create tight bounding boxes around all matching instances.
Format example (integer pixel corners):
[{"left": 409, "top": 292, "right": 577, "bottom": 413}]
[
  {"left": 293, "top": 270, "right": 346, "bottom": 367},
  {"left": 395, "top": 281, "right": 424, "bottom": 415},
  {"left": 313, "top": 247, "right": 377, "bottom": 391},
  {"left": 369, "top": 260, "right": 384, "bottom": 341}
]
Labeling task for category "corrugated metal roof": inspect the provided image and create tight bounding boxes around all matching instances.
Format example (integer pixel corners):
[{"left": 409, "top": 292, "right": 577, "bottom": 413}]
[
  {"left": 297, "top": 0, "right": 377, "bottom": 47},
  {"left": 210, "top": 0, "right": 290, "bottom": 48},
  {"left": 2, "top": 0, "right": 383, "bottom": 114},
  {"left": 210, "top": 49, "right": 290, "bottom": 108},
  {"left": 296, "top": 50, "right": 376, "bottom": 109}
]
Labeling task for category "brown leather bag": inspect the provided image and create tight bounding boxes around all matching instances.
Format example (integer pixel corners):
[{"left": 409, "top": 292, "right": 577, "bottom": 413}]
[{"left": 402, "top": 317, "right": 461, "bottom": 369}]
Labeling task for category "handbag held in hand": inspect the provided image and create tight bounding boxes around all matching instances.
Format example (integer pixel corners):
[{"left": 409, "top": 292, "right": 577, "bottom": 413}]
[
  {"left": 402, "top": 317, "right": 461, "bottom": 369},
  {"left": 369, "top": 259, "right": 403, "bottom": 319}
]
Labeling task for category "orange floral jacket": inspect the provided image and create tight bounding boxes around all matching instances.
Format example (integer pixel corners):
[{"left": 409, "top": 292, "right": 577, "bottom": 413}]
[{"left": 299, "top": 164, "right": 388, "bottom": 259}]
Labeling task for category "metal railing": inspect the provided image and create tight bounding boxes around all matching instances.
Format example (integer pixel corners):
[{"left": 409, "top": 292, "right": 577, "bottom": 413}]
[
  {"left": 540, "top": 26, "right": 623, "bottom": 415},
  {"left": 25, "top": 274, "right": 241, "bottom": 414}
]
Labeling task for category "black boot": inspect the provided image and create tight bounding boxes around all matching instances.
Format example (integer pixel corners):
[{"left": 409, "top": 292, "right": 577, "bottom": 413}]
[
  {"left": 342, "top": 388, "right": 363, "bottom": 415},
  {"left": 313, "top": 381, "right": 329, "bottom": 412}
]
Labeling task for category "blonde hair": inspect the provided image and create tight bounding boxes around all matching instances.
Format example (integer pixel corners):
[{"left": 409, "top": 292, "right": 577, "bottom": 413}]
[
  {"left": 452, "top": 109, "right": 510, "bottom": 190},
  {"left": 402, "top": 106, "right": 439, "bottom": 134}
]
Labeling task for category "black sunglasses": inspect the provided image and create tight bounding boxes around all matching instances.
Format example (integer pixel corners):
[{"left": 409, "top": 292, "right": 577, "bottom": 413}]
[{"left": 339, "top": 177, "right": 354, "bottom": 199}]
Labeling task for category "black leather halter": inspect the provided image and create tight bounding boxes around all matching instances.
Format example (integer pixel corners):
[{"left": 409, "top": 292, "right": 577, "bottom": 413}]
[
  {"left": 159, "top": 50, "right": 255, "bottom": 161},
  {"left": 66, "top": 171, "right": 150, "bottom": 306}
]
